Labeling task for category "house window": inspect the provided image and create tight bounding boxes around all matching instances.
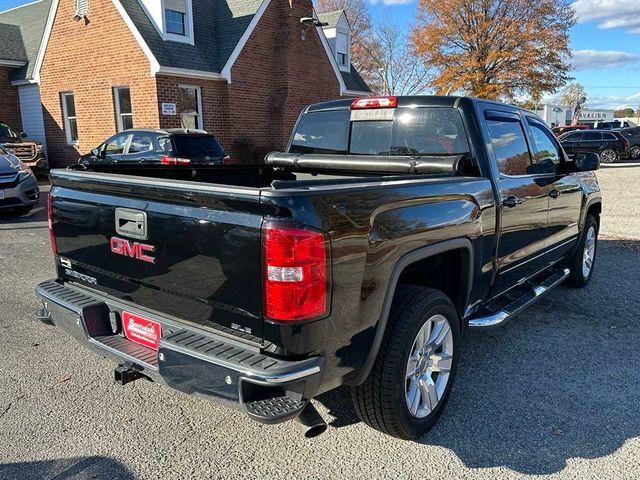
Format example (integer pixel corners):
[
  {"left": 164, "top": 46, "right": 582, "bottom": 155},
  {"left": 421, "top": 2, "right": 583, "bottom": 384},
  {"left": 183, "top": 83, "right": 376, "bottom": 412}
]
[
  {"left": 61, "top": 92, "right": 78, "bottom": 145},
  {"left": 178, "top": 86, "right": 202, "bottom": 129},
  {"left": 336, "top": 32, "right": 349, "bottom": 71},
  {"left": 165, "top": 9, "right": 185, "bottom": 35},
  {"left": 114, "top": 87, "right": 133, "bottom": 132},
  {"left": 164, "top": 0, "right": 188, "bottom": 36}
]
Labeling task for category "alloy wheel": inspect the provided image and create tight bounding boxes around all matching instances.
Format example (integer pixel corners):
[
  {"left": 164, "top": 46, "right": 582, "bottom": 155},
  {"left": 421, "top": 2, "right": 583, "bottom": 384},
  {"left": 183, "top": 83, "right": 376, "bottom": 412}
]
[
  {"left": 600, "top": 149, "right": 617, "bottom": 164},
  {"left": 405, "top": 314, "right": 454, "bottom": 419},
  {"left": 630, "top": 146, "right": 640, "bottom": 160},
  {"left": 582, "top": 225, "right": 597, "bottom": 278}
]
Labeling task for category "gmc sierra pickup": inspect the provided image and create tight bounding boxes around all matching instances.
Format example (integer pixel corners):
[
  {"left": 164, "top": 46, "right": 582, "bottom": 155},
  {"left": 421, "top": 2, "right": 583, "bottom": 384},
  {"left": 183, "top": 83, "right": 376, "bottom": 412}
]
[{"left": 36, "top": 96, "right": 602, "bottom": 440}]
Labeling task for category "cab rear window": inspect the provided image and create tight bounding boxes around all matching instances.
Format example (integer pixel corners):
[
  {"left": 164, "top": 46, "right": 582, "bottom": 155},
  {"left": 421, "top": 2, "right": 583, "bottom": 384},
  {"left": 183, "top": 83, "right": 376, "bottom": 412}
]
[{"left": 290, "top": 107, "right": 470, "bottom": 157}]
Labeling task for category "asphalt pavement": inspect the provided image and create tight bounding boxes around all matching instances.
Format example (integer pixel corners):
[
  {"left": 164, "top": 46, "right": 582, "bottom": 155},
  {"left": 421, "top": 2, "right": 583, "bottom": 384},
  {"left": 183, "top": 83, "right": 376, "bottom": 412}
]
[{"left": 1, "top": 163, "right": 639, "bottom": 480}]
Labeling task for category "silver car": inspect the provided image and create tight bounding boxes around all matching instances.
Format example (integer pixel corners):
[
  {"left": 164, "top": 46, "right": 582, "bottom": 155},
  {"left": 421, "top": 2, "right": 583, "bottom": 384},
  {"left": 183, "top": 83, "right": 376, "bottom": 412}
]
[{"left": 0, "top": 146, "right": 40, "bottom": 215}]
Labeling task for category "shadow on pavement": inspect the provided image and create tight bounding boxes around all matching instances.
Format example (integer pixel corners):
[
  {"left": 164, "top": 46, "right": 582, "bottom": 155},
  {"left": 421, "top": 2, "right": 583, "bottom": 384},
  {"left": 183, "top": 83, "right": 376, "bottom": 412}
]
[
  {"left": 320, "top": 239, "right": 640, "bottom": 475},
  {"left": 0, "top": 456, "right": 133, "bottom": 480}
]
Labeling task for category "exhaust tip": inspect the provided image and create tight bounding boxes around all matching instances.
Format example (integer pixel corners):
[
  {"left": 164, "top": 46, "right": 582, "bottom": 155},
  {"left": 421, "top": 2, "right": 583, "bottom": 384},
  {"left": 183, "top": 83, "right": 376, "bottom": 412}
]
[
  {"left": 303, "top": 422, "right": 327, "bottom": 439},
  {"left": 296, "top": 402, "right": 327, "bottom": 438}
]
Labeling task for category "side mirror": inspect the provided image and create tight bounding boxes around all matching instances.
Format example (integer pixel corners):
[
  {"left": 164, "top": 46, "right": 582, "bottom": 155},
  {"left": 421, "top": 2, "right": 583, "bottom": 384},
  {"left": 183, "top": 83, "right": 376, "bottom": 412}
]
[
  {"left": 574, "top": 152, "right": 600, "bottom": 172},
  {"left": 91, "top": 148, "right": 100, "bottom": 157},
  {"left": 20, "top": 132, "right": 27, "bottom": 138}
]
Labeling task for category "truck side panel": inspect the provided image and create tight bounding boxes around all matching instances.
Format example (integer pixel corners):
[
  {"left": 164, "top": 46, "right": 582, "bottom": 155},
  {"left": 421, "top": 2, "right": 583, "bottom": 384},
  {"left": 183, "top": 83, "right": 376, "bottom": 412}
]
[{"left": 260, "top": 176, "right": 496, "bottom": 391}]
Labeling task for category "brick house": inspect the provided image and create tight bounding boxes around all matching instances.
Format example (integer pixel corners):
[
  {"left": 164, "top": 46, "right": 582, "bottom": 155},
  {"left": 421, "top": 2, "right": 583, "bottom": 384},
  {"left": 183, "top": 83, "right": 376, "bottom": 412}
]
[
  {"left": 0, "top": 0, "right": 369, "bottom": 167},
  {"left": 0, "top": 0, "right": 51, "bottom": 148}
]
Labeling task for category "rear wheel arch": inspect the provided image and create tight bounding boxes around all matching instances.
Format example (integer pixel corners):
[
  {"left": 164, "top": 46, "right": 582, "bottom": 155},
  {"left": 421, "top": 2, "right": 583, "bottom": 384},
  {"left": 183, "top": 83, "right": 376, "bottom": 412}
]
[{"left": 351, "top": 238, "right": 473, "bottom": 386}]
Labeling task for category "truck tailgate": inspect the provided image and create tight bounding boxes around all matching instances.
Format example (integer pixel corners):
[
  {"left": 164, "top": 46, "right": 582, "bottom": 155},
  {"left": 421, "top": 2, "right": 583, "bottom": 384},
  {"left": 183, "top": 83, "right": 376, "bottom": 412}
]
[{"left": 49, "top": 170, "right": 265, "bottom": 341}]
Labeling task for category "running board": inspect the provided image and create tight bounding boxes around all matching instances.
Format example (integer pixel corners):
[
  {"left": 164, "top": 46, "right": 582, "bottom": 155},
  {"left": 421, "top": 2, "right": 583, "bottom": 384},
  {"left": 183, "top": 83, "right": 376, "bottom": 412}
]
[{"left": 468, "top": 268, "right": 570, "bottom": 328}]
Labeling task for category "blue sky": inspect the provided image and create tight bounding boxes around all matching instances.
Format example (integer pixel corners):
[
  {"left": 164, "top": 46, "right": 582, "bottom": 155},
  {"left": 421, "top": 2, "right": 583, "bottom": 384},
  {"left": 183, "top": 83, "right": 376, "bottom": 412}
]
[
  {"left": 367, "top": 0, "right": 640, "bottom": 110},
  {"left": 3, "top": 0, "right": 640, "bottom": 110}
]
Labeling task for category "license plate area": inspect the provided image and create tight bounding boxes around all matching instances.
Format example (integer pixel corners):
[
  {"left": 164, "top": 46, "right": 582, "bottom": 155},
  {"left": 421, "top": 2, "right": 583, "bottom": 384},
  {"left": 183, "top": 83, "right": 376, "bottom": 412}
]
[{"left": 122, "top": 311, "right": 161, "bottom": 350}]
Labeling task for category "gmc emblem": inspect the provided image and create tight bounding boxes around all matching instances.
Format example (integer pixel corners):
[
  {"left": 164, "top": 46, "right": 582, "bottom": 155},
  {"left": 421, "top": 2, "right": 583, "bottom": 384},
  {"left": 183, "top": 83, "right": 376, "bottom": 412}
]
[{"left": 110, "top": 236, "right": 156, "bottom": 264}]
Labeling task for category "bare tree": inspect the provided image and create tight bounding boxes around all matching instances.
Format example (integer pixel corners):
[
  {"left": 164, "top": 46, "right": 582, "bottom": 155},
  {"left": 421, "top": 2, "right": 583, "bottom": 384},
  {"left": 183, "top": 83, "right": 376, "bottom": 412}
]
[{"left": 371, "top": 20, "right": 432, "bottom": 96}]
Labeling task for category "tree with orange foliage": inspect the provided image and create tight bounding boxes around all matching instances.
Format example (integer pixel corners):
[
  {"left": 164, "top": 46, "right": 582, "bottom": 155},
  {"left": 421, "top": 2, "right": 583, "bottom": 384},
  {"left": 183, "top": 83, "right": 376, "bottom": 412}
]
[{"left": 412, "top": 0, "right": 576, "bottom": 100}]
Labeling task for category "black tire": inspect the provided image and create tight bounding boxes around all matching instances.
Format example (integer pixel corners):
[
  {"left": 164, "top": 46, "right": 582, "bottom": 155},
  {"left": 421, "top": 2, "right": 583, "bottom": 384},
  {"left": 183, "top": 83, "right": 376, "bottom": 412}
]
[
  {"left": 630, "top": 145, "right": 640, "bottom": 160},
  {"left": 599, "top": 148, "right": 618, "bottom": 164},
  {"left": 351, "top": 286, "right": 460, "bottom": 440},
  {"left": 566, "top": 215, "right": 598, "bottom": 288},
  {"left": 11, "top": 206, "right": 33, "bottom": 216}
]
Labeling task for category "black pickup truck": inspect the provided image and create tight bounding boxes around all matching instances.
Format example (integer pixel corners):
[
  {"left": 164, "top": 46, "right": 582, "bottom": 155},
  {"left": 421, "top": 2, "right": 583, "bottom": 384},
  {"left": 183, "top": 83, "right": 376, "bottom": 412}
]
[{"left": 36, "top": 96, "right": 602, "bottom": 440}]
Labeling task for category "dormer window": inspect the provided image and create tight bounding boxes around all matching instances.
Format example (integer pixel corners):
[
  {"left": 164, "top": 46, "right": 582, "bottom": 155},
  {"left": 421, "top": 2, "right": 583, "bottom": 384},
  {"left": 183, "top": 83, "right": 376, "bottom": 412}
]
[
  {"left": 164, "top": 0, "right": 187, "bottom": 36},
  {"left": 139, "top": 0, "right": 193, "bottom": 44},
  {"left": 336, "top": 32, "right": 349, "bottom": 70},
  {"left": 319, "top": 11, "right": 352, "bottom": 73},
  {"left": 165, "top": 9, "right": 185, "bottom": 35}
]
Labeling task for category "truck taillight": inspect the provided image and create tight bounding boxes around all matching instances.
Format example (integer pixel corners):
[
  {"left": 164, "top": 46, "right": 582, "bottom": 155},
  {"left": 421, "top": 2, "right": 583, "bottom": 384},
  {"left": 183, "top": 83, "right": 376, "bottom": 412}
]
[
  {"left": 351, "top": 96, "right": 398, "bottom": 110},
  {"left": 263, "top": 223, "right": 330, "bottom": 322},
  {"left": 160, "top": 155, "right": 191, "bottom": 165},
  {"left": 47, "top": 193, "right": 57, "bottom": 256}
]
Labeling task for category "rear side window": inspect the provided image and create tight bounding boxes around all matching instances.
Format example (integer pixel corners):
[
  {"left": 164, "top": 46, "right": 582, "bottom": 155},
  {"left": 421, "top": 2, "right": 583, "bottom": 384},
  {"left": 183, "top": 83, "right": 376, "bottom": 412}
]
[
  {"left": 290, "top": 107, "right": 470, "bottom": 157},
  {"left": 172, "top": 135, "right": 225, "bottom": 158},
  {"left": 583, "top": 132, "right": 602, "bottom": 141},
  {"left": 485, "top": 116, "right": 531, "bottom": 176},
  {"left": 603, "top": 133, "right": 617, "bottom": 140}
]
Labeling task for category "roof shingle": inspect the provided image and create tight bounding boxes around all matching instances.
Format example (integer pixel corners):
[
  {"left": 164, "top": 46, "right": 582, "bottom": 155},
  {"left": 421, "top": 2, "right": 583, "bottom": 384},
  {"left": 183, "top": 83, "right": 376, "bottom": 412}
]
[
  {"left": 120, "top": 0, "right": 264, "bottom": 73},
  {"left": 0, "top": 0, "right": 52, "bottom": 82}
]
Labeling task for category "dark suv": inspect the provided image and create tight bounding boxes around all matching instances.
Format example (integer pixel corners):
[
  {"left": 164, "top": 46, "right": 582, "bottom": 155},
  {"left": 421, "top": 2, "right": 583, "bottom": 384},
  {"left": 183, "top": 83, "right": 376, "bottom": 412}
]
[
  {"left": 559, "top": 129, "right": 629, "bottom": 163},
  {"left": 77, "top": 129, "right": 229, "bottom": 172},
  {"left": 0, "top": 122, "right": 48, "bottom": 175},
  {"left": 618, "top": 127, "right": 640, "bottom": 160}
]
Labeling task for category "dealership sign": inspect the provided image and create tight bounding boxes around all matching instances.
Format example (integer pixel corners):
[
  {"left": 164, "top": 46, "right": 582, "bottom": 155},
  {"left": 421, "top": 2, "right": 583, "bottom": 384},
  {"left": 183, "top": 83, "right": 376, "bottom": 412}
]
[{"left": 579, "top": 109, "right": 614, "bottom": 122}]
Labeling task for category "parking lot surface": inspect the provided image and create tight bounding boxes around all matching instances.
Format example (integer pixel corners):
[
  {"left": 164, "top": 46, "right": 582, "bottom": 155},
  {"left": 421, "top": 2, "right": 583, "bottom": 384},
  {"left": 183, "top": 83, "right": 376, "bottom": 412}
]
[{"left": 1, "top": 162, "right": 639, "bottom": 480}]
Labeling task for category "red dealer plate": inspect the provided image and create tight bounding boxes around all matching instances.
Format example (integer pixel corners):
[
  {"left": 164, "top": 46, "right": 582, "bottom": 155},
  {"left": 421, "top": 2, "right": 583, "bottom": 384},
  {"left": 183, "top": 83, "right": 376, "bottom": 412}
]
[{"left": 122, "top": 311, "right": 161, "bottom": 350}]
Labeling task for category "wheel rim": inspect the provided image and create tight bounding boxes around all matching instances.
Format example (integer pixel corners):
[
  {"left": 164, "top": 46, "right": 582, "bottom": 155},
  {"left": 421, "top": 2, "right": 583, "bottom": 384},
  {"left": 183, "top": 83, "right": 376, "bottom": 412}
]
[
  {"left": 630, "top": 146, "right": 640, "bottom": 159},
  {"left": 601, "top": 149, "right": 617, "bottom": 163},
  {"left": 582, "top": 225, "right": 596, "bottom": 278},
  {"left": 405, "top": 314, "right": 454, "bottom": 419}
]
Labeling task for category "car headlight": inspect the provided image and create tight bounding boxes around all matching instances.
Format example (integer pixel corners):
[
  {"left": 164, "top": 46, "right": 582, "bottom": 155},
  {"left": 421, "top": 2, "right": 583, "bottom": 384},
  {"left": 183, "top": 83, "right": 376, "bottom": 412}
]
[
  {"left": 36, "top": 144, "right": 43, "bottom": 153},
  {"left": 16, "top": 161, "right": 34, "bottom": 181}
]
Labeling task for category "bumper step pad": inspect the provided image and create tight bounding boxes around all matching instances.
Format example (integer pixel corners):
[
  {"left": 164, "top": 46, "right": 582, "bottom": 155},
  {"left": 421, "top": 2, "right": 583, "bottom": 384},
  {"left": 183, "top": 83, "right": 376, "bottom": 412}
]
[{"left": 244, "top": 396, "right": 307, "bottom": 422}]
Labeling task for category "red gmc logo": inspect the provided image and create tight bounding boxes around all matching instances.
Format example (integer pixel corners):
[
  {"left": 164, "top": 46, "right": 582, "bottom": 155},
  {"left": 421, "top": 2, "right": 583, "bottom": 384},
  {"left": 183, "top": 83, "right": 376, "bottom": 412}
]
[{"left": 110, "top": 236, "right": 156, "bottom": 264}]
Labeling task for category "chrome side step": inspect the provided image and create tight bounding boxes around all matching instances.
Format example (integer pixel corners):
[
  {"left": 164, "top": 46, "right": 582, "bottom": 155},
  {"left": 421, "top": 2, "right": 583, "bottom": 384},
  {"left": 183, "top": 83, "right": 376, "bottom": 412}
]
[{"left": 468, "top": 268, "right": 570, "bottom": 328}]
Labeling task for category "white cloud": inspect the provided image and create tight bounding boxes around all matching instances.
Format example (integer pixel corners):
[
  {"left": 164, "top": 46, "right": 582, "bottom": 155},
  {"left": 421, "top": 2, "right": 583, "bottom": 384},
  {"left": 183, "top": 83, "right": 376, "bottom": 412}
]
[
  {"left": 573, "top": 0, "right": 640, "bottom": 33},
  {"left": 542, "top": 92, "right": 640, "bottom": 110},
  {"left": 571, "top": 49, "right": 639, "bottom": 70}
]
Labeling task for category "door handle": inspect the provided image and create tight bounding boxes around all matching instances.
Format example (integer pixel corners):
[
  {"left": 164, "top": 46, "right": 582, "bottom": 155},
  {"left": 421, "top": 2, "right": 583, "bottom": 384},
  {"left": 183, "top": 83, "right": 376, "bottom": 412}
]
[
  {"left": 502, "top": 196, "right": 523, "bottom": 208},
  {"left": 549, "top": 189, "right": 561, "bottom": 199}
]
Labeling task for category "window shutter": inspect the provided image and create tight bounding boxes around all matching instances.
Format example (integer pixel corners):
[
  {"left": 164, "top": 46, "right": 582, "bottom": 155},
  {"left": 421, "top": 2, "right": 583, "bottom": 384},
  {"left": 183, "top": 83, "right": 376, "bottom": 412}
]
[
  {"left": 75, "top": 0, "right": 88, "bottom": 18},
  {"left": 165, "top": 0, "right": 187, "bottom": 13}
]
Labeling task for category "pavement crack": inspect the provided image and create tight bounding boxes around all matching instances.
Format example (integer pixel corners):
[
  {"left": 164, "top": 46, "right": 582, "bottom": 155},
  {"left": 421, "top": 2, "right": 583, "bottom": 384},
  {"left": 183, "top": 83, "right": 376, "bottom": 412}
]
[{"left": 1, "top": 394, "right": 25, "bottom": 418}]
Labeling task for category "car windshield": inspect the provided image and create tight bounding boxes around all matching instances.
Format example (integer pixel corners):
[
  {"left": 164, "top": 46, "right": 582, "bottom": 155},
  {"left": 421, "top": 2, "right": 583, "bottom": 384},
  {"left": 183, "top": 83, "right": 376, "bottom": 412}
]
[
  {"left": 172, "top": 135, "right": 225, "bottom": 158},
  {"left": 0, "top": 124, "right": 20, "bottom": 139},
  {"left": 290, "top": 107, "right": 471, "bottom": 157}
]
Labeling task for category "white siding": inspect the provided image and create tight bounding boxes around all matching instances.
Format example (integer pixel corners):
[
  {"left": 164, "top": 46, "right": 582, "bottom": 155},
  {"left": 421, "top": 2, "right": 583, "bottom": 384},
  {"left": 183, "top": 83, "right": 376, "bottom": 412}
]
[{"left": 18, "top": 85, "right": 46, "bottom": 150}]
